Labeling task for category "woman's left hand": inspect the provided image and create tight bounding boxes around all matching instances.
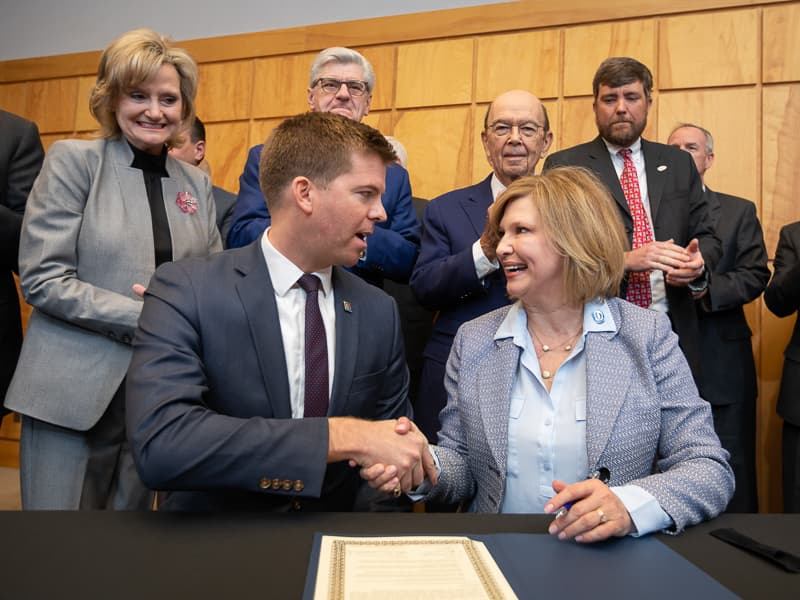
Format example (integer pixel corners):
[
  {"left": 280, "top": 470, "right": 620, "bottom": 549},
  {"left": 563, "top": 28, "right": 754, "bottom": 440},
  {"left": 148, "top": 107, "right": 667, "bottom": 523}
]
[{"left": 544, "top": 479, "right": 634, "bottom": 543}]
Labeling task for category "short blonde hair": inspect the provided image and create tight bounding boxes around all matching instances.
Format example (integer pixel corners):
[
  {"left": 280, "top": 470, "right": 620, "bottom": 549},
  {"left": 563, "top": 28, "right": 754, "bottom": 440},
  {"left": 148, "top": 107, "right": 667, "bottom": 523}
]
[
  {"left": 488, "top": 167, "right": 627, "bottom": 304},
  {"left": 90, "top": 28, "right": 198, "bottom": 141}
]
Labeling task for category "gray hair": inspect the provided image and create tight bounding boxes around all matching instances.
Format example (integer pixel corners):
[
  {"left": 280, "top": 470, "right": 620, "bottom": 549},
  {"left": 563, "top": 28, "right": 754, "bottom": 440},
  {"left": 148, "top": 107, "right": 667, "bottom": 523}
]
[
  {"left": 384, "top": 136, "right": 408, "bottom": 168},
  {"left": 309, "top": 47, "right": 375, "bottom": 92},
  {"left": 671, "top": 123, "right": 714, "bottom": 154}
]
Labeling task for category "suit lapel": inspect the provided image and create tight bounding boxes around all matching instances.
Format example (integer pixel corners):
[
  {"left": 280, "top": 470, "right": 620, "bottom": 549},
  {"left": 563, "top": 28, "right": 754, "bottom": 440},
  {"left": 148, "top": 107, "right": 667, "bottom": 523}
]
[
  {"left": 584, "top": 302, "right": 630, "bottom": 469},
  {"left": 331, "top": 268, "right": 358, "bottom": 415},
  {"left": 460, "top": 175, "right": 494, "bottom": 238},
  {"left": 704, "top": 187, "right": 722, "bottom": 230},
  {"left": 642, "top": 139, "right": 665, "bottom": 223},
  {"left": 478, "top": 337, "right": 519, "bottom": 476},
  {"left": 588, "top": 137, "right": 629, "bottom": 218},
  {"left": 234, "top": 242, "right": 292, "bottom": 419}
]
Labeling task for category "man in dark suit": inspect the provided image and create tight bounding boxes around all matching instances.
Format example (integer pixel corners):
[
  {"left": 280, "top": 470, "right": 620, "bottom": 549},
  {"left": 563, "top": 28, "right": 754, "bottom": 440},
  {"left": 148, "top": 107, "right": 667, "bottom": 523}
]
[
  {"left": 765, "top": 222, "right": 800, "bottom": 513},
  {"left": 668, "top": 123, "right": 769, "bottom": 512},
  {"left": 168, "top": 116, "right": 236, "bottom": 246},
  {"left": 544, "top": 57, "right": 721, "bottom": 379},
  {"left": 410, "top": 89, "right": 553, "bottom": 441},
  {"left": 226, "top": 47, "right": 420, "bottom": 287},
  {"left": 0, "top": 110, "right": 43, "bottom": 418},
  {"left": 126, "top": 112, "right": 435, "bottom": 511}
]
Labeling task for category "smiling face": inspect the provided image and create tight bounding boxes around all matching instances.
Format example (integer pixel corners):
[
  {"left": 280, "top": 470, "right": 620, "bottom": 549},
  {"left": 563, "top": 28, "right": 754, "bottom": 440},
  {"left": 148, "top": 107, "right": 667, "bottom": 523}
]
[
  {"left": 496, "top": 194, "right": 565, "bottom": 305},
  {"left": 481, "top": 90, "right": 553, "bottom": 186},
  {"left": 307, "top": 62, "right": 371, "bottom": 122},
  {"left": 115, "top": 64, "right": 183, "bottom": 154},
  {"left": 593, "top": 80, "right": 651, "bottom": 148}
]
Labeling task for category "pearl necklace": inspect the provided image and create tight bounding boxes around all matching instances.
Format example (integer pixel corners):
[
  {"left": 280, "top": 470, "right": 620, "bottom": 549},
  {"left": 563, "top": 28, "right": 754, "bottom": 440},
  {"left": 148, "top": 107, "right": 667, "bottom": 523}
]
[{"left": 530, "top": 327, "right": 583, "bottom": 379}]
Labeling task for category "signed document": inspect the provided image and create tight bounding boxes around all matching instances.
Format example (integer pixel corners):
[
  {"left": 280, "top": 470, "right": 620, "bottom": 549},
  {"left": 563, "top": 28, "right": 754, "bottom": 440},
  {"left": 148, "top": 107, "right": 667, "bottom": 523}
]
[{"left": 312, "top": 535, "right": 519, "bottom": 600}]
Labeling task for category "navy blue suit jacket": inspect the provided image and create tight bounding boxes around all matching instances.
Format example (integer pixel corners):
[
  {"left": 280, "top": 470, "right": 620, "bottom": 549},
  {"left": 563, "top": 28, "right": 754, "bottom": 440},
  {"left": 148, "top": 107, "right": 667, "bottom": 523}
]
[
  {"left": 226, "top": 144, "right": 420, "bottom": 286},
  {"left": 126, "top": 239, "right": 411, "bottom": 511},
  {"left": 410, "top": 175, "right": 510, "bottom": 366}
]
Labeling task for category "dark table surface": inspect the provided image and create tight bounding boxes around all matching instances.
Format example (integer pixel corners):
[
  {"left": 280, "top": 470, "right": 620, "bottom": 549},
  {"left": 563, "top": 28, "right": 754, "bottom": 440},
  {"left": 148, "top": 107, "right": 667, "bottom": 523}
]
[{"left": 0, "top": 511, "right": 797, "bottom": 599}]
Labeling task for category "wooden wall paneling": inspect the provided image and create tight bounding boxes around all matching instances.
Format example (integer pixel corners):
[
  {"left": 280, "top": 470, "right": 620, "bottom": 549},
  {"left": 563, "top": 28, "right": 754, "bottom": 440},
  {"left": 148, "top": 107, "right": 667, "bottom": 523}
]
[
  {"left": 563, "top": 20, "right": 657, "bottom": 98},
  {"left": 762, "top": 84, "right": 800, "bottom": 253},
  {"left": 204, "top": 121, "right": 251, "bottom": 194},
  {"left": 74, "top": 75, "right": 97, "bottom": 133},
  {"left": 394, "top": 106, "right": 473, "bottom": 200},
  {"left": 395, "top": 39, "right": 474, "bottom": 108},
  {"left": 658, "top": 9, "right": 759, "bottom": 89},
  {"left": 0, "top": 78, "right": 79, "bottom": 133},
  {"left": 475, "top": 30, "right": 561, "bottom": 102},
  {"left": 362, "top": 110, "right": 395, "bottom": 136},
  {"left": 250, "top": 118, "right": 284, "bottom": 150},
  {"left": 39, "top": 133, "right": 71, "bottom": 152},
  {"left": 657, "top": 87, "right": 759, "bottom": 202},
  {"left": 540, "top": 99, "right": 561, "bottom": 156},
  {"left": 357, "top": 45, "right": 396, "bottom": 111},
  {"left": 196, "top": 60, "right": 254, "bottom": 123},
  {"left": 763, "top": 4, "right": 800, "bottom": 83},
  {"left": 251, "top": 53, "right": 316, "bottom": 119}
]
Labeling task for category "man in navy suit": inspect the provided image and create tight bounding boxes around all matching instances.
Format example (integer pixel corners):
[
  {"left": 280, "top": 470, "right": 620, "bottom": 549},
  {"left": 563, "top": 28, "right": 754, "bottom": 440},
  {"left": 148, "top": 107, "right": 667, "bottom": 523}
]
[
  {"left": 126, "top": 112, "right": 435, "bottom": 511},
  {"left": 227, "top": 47, "right": 419, "bottom": 288},
  {"left": 0, "top": 110, "right": 43, "bottom": 419},
  {"left": 544, "top": 57, "right": 721, "bottom": 380},
  {"left": 668, "top": 123, "right": 769, "bottom": 512},
  {"left": 410, "top": 90, "right": 553, "bottom": 441}
]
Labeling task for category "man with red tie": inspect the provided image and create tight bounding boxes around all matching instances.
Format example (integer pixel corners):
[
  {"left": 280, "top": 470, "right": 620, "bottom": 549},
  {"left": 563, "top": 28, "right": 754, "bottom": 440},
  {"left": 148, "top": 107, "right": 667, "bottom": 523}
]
[{"left": 544, "top": 57, "right": 721, "bottom": 380}]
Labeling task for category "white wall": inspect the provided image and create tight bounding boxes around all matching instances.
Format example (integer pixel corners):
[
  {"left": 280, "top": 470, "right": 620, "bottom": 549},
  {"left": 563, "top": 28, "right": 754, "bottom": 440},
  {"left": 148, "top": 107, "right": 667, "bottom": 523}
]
[{"left": 0, "top": 0, "right": 508, "bottom": 61}]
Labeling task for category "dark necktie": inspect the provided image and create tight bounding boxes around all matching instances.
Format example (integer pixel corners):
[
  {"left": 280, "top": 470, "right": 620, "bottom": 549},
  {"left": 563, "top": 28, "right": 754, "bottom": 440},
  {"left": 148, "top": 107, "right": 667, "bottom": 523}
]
[
  {"left": 298, "top": 274, "right": 329, "bottom": 417},
  {"left": 619, "top": 148, "right": 653, "bottom": 308}
]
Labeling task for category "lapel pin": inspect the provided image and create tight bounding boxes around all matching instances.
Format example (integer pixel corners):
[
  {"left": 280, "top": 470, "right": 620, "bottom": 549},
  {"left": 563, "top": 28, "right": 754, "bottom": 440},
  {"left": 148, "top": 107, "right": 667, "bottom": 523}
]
[
  {"left": 592, "top": 310, "right": 605, "bottom": 324},
  {"left": 343, "top": 300, "right": 353, "bottom": 313},
  {"left": 657, "top": 165, "right": 667, "bottom": 172}
]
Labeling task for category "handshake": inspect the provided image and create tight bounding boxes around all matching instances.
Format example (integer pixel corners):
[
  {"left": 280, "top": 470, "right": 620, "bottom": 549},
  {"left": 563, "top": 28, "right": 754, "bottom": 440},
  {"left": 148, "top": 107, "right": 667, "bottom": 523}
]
[{"left": 328, "top": 416, "right": 438, "bottom": 497}]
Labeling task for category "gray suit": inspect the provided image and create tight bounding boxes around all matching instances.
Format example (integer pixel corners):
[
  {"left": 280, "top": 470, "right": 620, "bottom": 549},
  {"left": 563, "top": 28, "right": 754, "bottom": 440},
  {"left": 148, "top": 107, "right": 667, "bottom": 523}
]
[
  {"left": 426, "top": 298, "right": 733, "bottom": 532},
  {"left": 4, "top": 137, "right": 222, "bottom": 508}
]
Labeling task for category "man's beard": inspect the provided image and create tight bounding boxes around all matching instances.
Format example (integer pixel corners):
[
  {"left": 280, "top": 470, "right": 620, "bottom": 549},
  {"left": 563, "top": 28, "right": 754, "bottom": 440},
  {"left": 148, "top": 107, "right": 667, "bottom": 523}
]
[{"left": 598, "top": 119, "right": 646, "bottom": 147}]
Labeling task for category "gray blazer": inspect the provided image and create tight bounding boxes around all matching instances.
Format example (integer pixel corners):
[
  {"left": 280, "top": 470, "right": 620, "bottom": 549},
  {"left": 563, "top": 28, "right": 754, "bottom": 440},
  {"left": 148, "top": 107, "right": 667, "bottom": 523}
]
[
  {"left": 4, "top": 137, "right": 222, "bottom": 430},
  {"left": 426, "top": 298, "right": 733, "bottom": 532}
]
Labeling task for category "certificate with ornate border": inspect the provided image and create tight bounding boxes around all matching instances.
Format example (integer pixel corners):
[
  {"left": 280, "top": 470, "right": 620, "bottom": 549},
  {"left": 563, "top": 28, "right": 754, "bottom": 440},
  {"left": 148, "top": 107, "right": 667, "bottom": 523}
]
[{"left": 312, "top": 535, "right": 519, "bottom": 599}]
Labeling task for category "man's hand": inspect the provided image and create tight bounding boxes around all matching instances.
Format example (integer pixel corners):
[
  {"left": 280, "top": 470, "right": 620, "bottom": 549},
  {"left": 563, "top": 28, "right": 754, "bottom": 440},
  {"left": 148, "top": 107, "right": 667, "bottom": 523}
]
[
  {"left": 544, "top": 479, "right": 633, "bottom": 543},
  {"left": 330, "top": 417, "right": 437, "bottom": 494},
  {"left": 479, "top": 204, "right": 498, "bottom": 262},
  {"left": 665, "top": 238, "right": 705, "bottom": 287},
  {"left": 624, "top": 239, "right": 690, "bottom": 273}
]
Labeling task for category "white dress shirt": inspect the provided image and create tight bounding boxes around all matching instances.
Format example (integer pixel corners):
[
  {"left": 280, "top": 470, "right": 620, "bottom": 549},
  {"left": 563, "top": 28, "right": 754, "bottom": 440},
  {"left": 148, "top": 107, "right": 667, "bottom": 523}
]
[{"left": 261, "top": 229, "right": 336, "bottom": 418}]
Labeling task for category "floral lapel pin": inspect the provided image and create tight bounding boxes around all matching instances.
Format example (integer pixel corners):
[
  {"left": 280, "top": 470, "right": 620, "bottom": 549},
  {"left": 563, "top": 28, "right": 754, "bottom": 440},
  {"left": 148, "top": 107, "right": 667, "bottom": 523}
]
[{"left": 176, "top": 191, "right": 198, "bottom": 214}]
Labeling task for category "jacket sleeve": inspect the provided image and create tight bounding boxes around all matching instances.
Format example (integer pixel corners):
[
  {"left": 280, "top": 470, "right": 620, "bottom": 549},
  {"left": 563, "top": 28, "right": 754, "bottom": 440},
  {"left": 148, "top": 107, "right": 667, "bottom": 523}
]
[
  {"left": 226, "top": 144, "right": 271, "bottom": 248},
  {"left": 765, "top": 224, "right": 800, "bottom": 317}
]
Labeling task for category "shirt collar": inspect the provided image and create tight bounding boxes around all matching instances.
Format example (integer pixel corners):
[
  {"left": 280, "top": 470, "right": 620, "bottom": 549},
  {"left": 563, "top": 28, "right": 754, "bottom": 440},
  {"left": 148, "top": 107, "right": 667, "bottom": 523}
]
[
  {"left": 260, "top": 228, "right": 333, "bottom": 298},
  {"left": 495, "top": 298, "right": 617, "bottom": 346},
  {"left": 602, "top": 136, "right": 642, "bottom": 158},
  {"left": 490, "top": 173, "right": 508, "bottom": 201}
]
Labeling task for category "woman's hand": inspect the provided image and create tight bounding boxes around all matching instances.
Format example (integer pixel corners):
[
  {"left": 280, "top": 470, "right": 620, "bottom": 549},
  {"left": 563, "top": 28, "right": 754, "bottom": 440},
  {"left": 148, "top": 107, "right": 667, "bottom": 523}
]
[{"left": 544, "top": 479, "right": 634, "bottom": 543}]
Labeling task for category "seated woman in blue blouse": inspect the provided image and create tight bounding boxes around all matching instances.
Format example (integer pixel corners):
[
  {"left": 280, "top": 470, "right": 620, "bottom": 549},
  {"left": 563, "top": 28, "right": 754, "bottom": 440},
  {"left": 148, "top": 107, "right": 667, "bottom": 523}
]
[{"left": 362, "top": 167, "right": 733, "bottom": 542}]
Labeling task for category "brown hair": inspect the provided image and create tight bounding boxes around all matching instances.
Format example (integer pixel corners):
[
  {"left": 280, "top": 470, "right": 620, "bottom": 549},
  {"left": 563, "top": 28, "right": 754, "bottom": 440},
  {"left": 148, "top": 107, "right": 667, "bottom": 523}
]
[
  {"left": 592, "top": 57, "right": 654, "bottom": 99},
  {"left": 488, "top": 167, "right": 628, "bottom": 304},
  {"left": 259, "top": 111, "right": 396, "bottom": 208},
  {"left": 90, "top": 28, "right": 198, "bottom": 141}
]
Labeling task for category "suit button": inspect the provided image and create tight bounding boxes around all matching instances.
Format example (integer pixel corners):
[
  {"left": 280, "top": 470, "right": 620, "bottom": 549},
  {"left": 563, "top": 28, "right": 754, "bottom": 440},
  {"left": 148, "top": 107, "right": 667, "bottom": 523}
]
[
  {"left": 272, "top": 478, "right": 281, "bottom": 489},
  {"left": 282, "top": 479, "right": 292, "bottom": 491},
  {"left": 291, "top": 500, "right": 302, "bottom": 511},
  {"left": 258, "top": 477, "right": 271, "bottom": 490},
  {"left": 121, "top": 334, "right": 132, "bottom": 344},
  {"left": 293, "top": 480, "right": 304, "bottom": 492}
]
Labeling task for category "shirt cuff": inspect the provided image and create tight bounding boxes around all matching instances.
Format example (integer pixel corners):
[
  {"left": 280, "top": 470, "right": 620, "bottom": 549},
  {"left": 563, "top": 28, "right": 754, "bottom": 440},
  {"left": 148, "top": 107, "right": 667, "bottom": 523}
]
[
  {"left": 611, "top": 484, "right": 673, "bottom": 537},
  {"left": 408, "top": 446, "right": 442, "bottom": 501},
  {"left": 472, "top": 239, "right": 500, "bottom": 280}
]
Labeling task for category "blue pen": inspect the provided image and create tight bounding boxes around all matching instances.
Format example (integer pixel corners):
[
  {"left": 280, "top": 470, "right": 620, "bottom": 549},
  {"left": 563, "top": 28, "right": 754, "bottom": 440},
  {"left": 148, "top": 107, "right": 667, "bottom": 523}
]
[{"left": 554, "top": 467, "right": 611, "bottom": 519}]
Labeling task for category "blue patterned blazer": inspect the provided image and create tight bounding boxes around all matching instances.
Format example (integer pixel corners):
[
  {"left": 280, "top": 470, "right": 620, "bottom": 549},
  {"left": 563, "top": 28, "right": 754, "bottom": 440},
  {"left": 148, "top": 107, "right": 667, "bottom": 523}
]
[{"left": 426, "top": 297, "right": 733, "bottom": 532}]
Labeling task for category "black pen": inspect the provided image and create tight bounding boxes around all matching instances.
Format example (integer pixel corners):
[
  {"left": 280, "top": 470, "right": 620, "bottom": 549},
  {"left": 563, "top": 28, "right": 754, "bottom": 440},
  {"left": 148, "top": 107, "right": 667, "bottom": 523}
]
[{"left": 554, "top": 467, "right": 611, "bottom": 519}]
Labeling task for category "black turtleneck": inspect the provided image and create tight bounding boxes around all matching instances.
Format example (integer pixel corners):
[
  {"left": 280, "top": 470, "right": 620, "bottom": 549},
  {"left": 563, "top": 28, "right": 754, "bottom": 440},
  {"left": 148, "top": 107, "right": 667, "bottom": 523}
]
[{"left": 129, "top": 142, "right": 173, "bottom": 267}]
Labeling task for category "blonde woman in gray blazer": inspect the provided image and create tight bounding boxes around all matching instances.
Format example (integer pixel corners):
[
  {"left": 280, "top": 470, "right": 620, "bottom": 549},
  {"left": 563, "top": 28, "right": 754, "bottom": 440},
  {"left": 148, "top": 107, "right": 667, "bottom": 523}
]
[{"left": 4, "top": 29, "right": 222, "bottom": 509}]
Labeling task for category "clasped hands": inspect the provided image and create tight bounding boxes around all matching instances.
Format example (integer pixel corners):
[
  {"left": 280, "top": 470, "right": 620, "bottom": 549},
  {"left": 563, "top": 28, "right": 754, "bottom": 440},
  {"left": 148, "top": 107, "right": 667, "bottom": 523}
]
[
  {"left": 332, "top": 417, "right": 437, "bottom": 495},
  {"left": 625, "top": 238, "right": 704, "bottom": 287}
]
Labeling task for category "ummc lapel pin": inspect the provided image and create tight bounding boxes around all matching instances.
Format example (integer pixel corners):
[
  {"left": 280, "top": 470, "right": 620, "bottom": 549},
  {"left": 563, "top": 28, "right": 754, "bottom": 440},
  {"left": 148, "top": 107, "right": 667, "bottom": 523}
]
[
  {"left": 592, "top": 310, "right": 605, "bottom": 324},
  {"left": 657, "top": 165, "right": 668, "bottom": 172},
  {"left": 343, "top": 301, "right": 353, "bottom": 313}
]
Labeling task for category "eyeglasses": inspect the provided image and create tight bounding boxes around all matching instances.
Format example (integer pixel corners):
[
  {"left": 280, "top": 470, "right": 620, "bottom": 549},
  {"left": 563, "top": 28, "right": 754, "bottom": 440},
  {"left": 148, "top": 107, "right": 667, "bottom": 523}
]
[
  {"left": 313, "top": 78, "right": 370, "bottom": 97},
  {"left": 487, "top": 121, "right": 543, "bottom": 139}
]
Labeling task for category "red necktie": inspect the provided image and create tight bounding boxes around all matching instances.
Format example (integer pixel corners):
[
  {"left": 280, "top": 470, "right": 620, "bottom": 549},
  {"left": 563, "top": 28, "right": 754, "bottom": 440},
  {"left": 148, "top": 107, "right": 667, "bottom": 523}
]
[
  {"left": 298, "top": 274, "right": 329, "bottom": 417},
  {"left": 619, "top": 148, "right": 653, "bottom": 308}
]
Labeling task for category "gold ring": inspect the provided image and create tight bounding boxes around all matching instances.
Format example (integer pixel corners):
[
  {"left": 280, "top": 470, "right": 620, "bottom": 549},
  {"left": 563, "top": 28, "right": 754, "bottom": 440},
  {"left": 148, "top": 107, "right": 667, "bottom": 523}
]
[
  {"left": 393, "top": 486, "right": 402, "bottom": 498},
  {"left": 597, "top": 508, "right": 608, "bottom": 523}
]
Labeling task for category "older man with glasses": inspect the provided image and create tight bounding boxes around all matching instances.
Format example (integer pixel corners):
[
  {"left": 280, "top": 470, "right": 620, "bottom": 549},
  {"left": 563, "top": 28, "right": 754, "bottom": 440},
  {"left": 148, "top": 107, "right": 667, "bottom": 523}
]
[
  {"left": 410, "top": 89, "right": 553, "bottom": 443},
  {"left": 227, "top": 47, "right": 420, "bottom": 288}
]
